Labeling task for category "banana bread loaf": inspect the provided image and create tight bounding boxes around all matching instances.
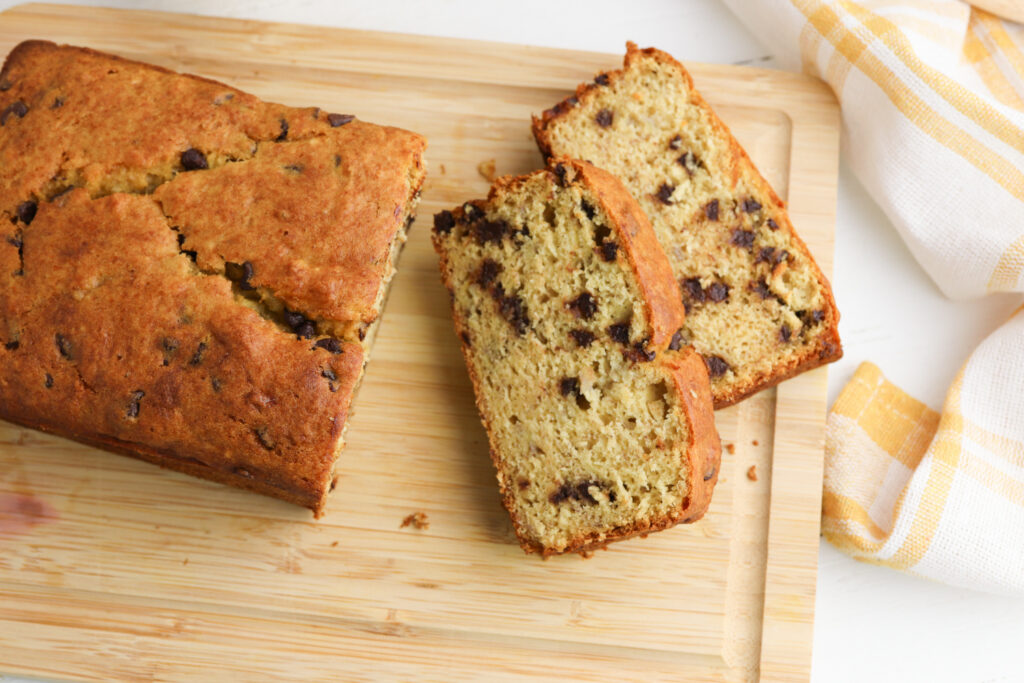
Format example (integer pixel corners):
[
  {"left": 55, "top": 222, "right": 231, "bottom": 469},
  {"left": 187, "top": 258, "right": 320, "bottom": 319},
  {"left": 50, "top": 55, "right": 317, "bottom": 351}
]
[
  {"left": 0, "top": 41, "right": 426, "bottom": 515},
  {"left": 432, "top": 159, "right": 720, "bottom": 555},
  {"left": 532, "top": 43, "right": 841, "bottom": 408}
]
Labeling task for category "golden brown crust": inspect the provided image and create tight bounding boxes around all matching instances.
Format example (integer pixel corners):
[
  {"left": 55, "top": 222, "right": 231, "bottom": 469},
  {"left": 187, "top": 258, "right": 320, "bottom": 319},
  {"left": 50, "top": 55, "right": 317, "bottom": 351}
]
[
  {"left": 431, "top": 162, "right": 720, "bottom": 556},
  {"left": 1, "top": 40, "right": 427, "bottom": 329},
  {"left": 532, "top": 43, "right": 842, "bottom": 409},
  {"left": 562, "top": 158, "right": 685, "bottom": 351},
  {"left": 0, "top": 42, "right": 425, "bottom": 514}
]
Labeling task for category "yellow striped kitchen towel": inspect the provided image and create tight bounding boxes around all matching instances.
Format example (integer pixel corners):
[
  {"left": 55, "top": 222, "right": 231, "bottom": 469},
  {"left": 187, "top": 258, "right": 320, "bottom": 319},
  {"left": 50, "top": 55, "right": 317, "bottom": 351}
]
[{"left": 720, "top": 0, "right": 1024, "bottom": 592}]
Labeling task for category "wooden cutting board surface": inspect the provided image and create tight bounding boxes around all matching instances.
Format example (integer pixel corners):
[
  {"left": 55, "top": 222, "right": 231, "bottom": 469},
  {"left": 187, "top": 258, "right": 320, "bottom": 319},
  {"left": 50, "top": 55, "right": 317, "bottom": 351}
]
[{"left": 0, "top": 4, "right": 840, "bottom": 682}]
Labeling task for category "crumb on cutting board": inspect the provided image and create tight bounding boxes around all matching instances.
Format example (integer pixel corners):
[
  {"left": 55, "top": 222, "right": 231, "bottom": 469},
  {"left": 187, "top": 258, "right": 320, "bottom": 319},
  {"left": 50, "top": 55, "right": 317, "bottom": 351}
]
[
  {"left": 724, "top": 443, "right": 736, "bottom": 455},
  {"left": 401, "top": 512, "right": 430, "bottom": 530},
  {"left": 747, "top": 465, "right": 758, "bottom": 481},
  {"left": 752, "top": 439, "right": 759, "bottom": 446},
  {"left": 330, "top": 540, "right": 339, "bottom": 547},
  {"left": 477, "top": 159, "right": 497, "bottom": 182}
]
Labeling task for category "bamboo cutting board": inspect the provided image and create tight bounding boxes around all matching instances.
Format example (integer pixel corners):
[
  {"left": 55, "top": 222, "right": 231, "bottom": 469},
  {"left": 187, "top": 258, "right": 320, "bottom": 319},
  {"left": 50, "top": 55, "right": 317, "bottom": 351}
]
[{"left": 0, "top": 4, "right": 840, "bottom": 682}]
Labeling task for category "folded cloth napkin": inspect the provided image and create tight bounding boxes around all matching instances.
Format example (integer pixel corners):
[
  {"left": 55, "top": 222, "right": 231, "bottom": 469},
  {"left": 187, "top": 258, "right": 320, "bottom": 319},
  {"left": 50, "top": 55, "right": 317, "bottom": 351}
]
[{"left": 721, "top": 0, "right": 1024, "bottom": 593}]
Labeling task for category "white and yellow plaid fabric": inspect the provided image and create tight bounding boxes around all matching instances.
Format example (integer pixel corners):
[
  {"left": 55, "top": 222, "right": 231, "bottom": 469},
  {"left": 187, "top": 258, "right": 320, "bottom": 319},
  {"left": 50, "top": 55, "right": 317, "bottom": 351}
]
[{"left": 722, "top": 0, "right": 1024, "bottom": 592}]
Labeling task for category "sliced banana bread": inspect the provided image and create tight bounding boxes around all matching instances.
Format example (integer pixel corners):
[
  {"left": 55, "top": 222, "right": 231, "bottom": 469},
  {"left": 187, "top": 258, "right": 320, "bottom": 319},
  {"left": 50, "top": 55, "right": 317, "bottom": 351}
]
[
  {"left": 533, "top": 43, "right": 841, "bottom": 408},
  {"left": 432, "top": 159, "right": 720, "bottom": 555}
]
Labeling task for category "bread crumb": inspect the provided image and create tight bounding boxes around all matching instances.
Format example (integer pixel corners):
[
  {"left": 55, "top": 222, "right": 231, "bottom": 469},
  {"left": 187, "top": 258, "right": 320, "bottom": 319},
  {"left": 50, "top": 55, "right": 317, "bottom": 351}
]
[
  {"left": 724, "top": 443, "right": 735, "bottom": 455},
  {"left": 752, "top": 439, "right": 759, "bottom": 446},
  {"left": 477, "top": 159, "right": 497, "bottom": 182},
  {"left": 440, "top": 163, "right": 446, "bottom": 175},
  {"left": 330, "top": 540, "right": 338, "bottom": 547},
  {"left": 182, "top": 557, "right": 189, "bottom": 566},
  {"left": 747, "top": 465, "right": 758, "bottom": 481},
  {"left": 400, "top": 512, "right": 430, "bottom": 530}
]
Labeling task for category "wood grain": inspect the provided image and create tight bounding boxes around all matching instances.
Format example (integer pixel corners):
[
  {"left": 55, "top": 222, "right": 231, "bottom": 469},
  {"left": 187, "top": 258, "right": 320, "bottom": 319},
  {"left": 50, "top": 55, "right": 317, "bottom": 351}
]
[{"left": 0, "top": 4, "right": 840, "bottom": 681}]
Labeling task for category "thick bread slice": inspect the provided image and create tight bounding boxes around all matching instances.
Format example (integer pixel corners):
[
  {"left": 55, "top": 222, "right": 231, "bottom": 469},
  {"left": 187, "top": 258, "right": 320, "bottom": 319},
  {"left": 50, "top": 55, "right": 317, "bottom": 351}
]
[
  {"left": 432, "top": 159, "right": 720, "bottom": 555},
  {"left": 533, "top": 43, "right": 841, "bottom": 408}
]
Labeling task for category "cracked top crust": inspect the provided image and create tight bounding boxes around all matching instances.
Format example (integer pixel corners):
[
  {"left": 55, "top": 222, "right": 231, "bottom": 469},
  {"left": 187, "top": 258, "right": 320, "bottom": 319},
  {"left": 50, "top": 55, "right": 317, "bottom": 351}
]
[
  {"left": 0, "top": 41, "right": 427, "bottom": 514},
  {"left": 0, "top": 40, "right": 427, "bottom": 329}
]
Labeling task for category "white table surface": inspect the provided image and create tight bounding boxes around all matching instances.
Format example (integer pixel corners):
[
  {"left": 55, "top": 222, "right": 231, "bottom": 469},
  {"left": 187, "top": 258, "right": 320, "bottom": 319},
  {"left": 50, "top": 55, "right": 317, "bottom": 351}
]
[{"left": 1, "top": 1, "right": 1023, "bottom": 681}]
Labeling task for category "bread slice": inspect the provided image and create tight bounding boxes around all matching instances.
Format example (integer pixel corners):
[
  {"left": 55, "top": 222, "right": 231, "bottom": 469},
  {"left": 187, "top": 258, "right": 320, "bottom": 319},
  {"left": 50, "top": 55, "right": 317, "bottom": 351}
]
[
  {"left": 431, "top": 158, "right": 720, "bottom": 555},
  {"left": 532, "top": 43, "right": 841, "bottom": 408}
]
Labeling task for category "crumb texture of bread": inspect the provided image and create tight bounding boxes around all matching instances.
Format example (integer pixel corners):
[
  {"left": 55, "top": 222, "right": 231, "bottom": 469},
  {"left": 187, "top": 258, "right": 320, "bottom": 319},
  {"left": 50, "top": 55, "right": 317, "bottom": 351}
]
[
  {"left": 433, "top": 160, "right": 719, "bottom": 555},
  {"left": 0, "top": 41, "right": 427, "bottom": 514},
  {"left": 533, "top": 44, "right": 841, "bottom": 407}
]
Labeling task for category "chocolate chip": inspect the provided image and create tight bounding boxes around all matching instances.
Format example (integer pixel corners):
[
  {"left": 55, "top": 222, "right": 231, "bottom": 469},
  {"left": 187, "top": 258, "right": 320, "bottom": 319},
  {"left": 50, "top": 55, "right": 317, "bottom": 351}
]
[
  {"left": 0, "top": 78, "right": 10, "bottom": 91},
  {"left": 742, "top": 198, "right": 762, "bottom": 213},
  {"left": 549, "top": 480, "right": 602, "bottom": 505},
  {"left": 477, "top": 258, "right": 502, "bottom": 287},
  {"left": 595, "top": 109, "right": 613, "bottom": 127},
  {"left": 569, "top": 329, "right": 595, "bottom": 348},
  {"left": 225, "top": 261, "right": 255, "bottom": 290},
  {"left": 15, "top": 200, "right": 36, "bottom": 225},
  {"left": 462, "top": 202, "right": 481, "bottom": 221},
  {"left": 189, "top": 341, "right": 207, "bottom": 366},
  {"left": 608, "top": 323, "right": 630, "bottom": 345},
  {"left": 707, "top": 282, "right": 729, "bottom": 302},
  {"left": 559, "top": 377, "right": 581, "bottom": 397},
  {"left": 55, "top": 333, "right": 73, "bottom": 360},
  {"left": 767, "top": 218, "right": 779, "bottom": 231},
  {"left": 756, "top": 247, "right": 776, "bottom": 264},
  {"left": 433, "top": 210, "right": 455, "bottom": 234},
  {"left": 296, "top": 322, "right": 316, "bottom": 339},
  {"left": 321, "top": 367, "right": 337, "bottom": 382},
  {"left": 580, "top": 199, "right": 595, "bottom": 219},
  {"left": 314, "top": 338, "right": 343, "bottom": 354},
  {"left": 553, "top": 163, "right": 568, "bottom": 186},
  {"left": 474, "top": 219, "right": 509, "bottom": 245},
  {"left": 749, "top": 280, "right": 773, "bottom": 300},
  {"left": 678, "top": 152, "right": 697, "bottom": 174},
  {"left": 498, "top": 292, "right": 530, "bottom": 335},
  {"left": 776, "top": 249, "right": 790, "bottom": 264},
  {"left": 669, "top": 330, "right": 685, "bottom": 351},
  {"left": 6, "top": 235, "right": 21, "bottom": 248},
  {"left": 704, "top": 355, "right": 730, "bottom": 378},
  {"left": 731, "top": 229, "right": 755, "bottom": 249},
  {"left": 50, "top": 96, "right": 64, "bottom": 109},
  {"left": 657, "top": 183, "right": 675, "bottom": 205},
  {"left": 334, "top": 154, "right": 342, "bottom": 167},
  {"left": 798, "top": 309, "right": 826, "bottom": 326},
  {"left": 125, "top": 390, "right": 145, "bottom": 418},
  {"left": 181, "top": 148, "right": 208, "bottom": 171},
  {"left": 4, "top": 340, "right": 18, "bottom": 350},
  {"left": 779, "top": 324, "right": 792, "bottom": 342},
  {"left": 568, "top": 292, "right": 597, "bottom": 320},
  {"left": 254, "top": 426, "right": 275, "bottom": 450},
  {"left": 704, "top": 199, "right": 720, "bottom": 221},
  {"left": 600, "top": 240, "right": 619, "bottom": 262},
  {"left": 44, "top": 373, "right": 53, "bottom": 388},
  {"left": 628, "top": 340, "right": 656, "bottom": 362},
  {"left": 518, "top": 478, "right": 531, "bottom": 490},
  {"left": 460, "top": 330, "right": 472, "bottom": 348},
  {"left": 276, "top": 118, "right": 289, "bottom": 141},
  {"left": 683, "top": 277, "right": 706, "bottom": 304},
  {"left": 819, "top": 340, "right": 839, "bottom": 360},
  {"left": 704, "top": 465, "right": 717, "bottom": 481},
  {"left": 284, "top": 164, "right": 303, "bottom": 173},
  {"left": 327, "top": 113, "right": 355, "bottom": 127},
  {"left": 594, "top": 73, "right": 610, "bottom": 86},
  {"left": 162, "top": 338, "right": 179, "bottom": 354},
  {"left": 211, "top": 377, "right": 222, "bottom": 392},
  {"left": 669, "top": 135, "right": 683, "bottom": 150},
  {"left": 0, "top": 100, "right": 28, "bottom": 125}
]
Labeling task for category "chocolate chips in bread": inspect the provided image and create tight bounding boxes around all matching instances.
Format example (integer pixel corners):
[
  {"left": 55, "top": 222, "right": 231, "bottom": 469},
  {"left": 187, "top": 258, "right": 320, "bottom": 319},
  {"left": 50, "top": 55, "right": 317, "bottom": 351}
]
[
  {"left": 533, "top": 43, "right": 841, "bottom": 408},
  {"left": 432, "top": 159, "right": 720, "bottom": 555},
  {"left": 0, "top": 41, "right": 426, "bottom": 515}
]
